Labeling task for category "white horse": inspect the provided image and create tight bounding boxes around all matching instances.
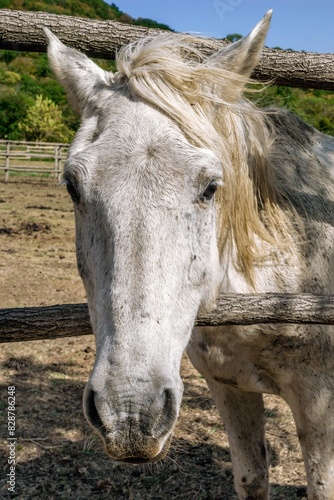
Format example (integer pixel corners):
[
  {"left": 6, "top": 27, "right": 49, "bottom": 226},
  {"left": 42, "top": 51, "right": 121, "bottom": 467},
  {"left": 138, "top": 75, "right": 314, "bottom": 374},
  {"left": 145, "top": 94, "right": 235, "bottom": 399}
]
[{"left": 45, "top": 11, "right": 334, "bottom": 499}]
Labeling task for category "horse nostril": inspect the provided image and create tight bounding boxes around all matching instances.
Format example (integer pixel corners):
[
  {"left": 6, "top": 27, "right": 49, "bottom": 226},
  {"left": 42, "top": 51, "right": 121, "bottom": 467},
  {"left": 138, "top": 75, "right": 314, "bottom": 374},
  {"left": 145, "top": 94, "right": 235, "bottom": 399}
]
[
  {"left": 162, "top": 388, "right": 175, "bottom": 416},
  {"left": 84, "top": 388, "right": 105, "bottom": 435},
  {"left": 152, "top": 388, "right": 177, "bottom": 435}
]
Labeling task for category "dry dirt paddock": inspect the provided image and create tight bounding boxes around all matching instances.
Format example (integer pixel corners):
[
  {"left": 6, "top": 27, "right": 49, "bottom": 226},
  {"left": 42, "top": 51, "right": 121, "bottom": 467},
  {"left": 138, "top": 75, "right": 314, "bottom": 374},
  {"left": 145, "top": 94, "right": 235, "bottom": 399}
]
[{"left": 0, "top": 177, "right": 308, "bottom": 499}]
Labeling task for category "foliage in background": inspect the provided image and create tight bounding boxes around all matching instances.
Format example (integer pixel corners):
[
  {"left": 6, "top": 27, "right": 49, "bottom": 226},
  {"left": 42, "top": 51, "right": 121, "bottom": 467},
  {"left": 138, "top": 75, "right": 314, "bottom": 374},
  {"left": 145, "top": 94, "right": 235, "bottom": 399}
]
[
  {"left": 0, "top": 2, "right": 333, "bottom": 141},
  {"left": 0, "top": 0, "right": 172, "bottom": 27},
  {"left": 0, "top": 50, "right": 77, "bottom": 141},
  {"left": 253, "top": 85, "right": 334, "bottom": 136},
  {"left": 0, "top": 0, "right": 171, "bottom": 142},
  {"left": 18, "top": 94, "right": 75, "bottom": 142}
]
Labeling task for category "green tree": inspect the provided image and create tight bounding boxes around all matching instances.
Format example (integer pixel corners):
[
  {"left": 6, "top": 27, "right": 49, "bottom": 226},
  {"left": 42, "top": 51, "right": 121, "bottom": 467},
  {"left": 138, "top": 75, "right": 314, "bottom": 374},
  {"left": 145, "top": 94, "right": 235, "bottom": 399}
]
[
  {"left": 133, "top": 18, "right": 172, "bottom": 30},
  {"left": 18, "top": 94, "right": 75, "bottom": 142},
  {"left": 0, "top": 90, "right": 32, "bottom": 140},
  {"left": 226, "top": 33, "right": 243, "bottom": 42}
]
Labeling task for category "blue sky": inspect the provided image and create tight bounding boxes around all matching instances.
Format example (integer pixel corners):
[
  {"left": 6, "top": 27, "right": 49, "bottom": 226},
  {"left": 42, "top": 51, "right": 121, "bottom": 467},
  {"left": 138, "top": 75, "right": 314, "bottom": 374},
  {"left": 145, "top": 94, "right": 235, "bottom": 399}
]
[{"left": 110, "top": 0, "right": 334, "bottom": 53}]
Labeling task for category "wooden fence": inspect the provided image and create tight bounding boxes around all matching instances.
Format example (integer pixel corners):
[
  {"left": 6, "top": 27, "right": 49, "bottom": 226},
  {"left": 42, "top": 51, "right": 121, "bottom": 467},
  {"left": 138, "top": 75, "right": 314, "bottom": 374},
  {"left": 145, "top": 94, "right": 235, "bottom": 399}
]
[
  {"left": 0, "top": 140, "right": 69, "bottom": 181},
  {"left": 1, "top": 294, "right": 334, "bottom": 343},
  {"left": 0, "top": 10, "right": 334, "bottom": 343},
  {"left": 1, "top": 9, "right": 334, "bottom": 89}
]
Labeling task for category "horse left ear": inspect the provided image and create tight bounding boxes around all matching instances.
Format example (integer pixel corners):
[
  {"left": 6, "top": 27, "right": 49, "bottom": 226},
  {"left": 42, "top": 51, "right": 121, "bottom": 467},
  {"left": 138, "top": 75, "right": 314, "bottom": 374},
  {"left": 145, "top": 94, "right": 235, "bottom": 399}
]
[
  {"left": 205, "top": 10, "right": 272, "bottom": 77},
  {"left": 44, "top": 28, "right": 113, "bottom": 113}
]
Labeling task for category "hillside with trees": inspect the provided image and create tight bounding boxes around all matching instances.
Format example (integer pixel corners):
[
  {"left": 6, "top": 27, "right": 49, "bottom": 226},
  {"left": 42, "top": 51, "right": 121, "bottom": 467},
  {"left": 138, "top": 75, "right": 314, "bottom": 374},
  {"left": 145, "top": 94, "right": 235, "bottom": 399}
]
[
  {"left": 0, "top": 0, "right": 171, "bottom": 29},
  {"left": 0, "top": 0, "right": 171, "bottom": 142},
  {"left": 255, "top": 85, "right": 334, "bottom": 136},
  {"left": 0, "top": 2, "right": 333, "bottom": 142}
]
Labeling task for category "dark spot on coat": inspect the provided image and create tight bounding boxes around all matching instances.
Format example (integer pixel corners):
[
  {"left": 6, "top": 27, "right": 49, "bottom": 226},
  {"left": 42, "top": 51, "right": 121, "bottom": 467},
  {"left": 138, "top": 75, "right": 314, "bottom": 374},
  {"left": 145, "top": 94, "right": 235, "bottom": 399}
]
[
  {"left": 260, "top": 443, "right": 266, "bottom": 459},
  {"left": 146, "top": 144, "right": 158, "bottom": 159},
  {"left": 198, "top": 340, "right": 208, "bottom": 352},
  {"left": 213, "top": 376, "right": 238, "bottom": 388}
]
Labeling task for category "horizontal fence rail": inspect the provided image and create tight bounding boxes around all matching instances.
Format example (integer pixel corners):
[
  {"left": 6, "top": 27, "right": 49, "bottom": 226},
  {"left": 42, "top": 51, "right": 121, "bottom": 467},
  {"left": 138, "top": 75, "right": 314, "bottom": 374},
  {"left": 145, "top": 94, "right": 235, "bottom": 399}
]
[
  {"left": 0, "top": 140, "right": 69, "bottom": 181},
  {"left": 1, "top": 294, "right": 334, "bottom": 343},
  {"left": 0, "top": 9, "right": 334, "bottom": 89}
]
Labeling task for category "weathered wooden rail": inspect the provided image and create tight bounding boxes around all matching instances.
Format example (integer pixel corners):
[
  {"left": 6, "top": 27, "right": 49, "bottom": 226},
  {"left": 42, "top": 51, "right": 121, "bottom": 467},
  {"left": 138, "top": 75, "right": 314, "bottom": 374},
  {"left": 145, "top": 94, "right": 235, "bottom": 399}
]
[
  {"left": 1, "top": 294, "right": 334, "bottom": 343},
  {"left": 0, "top": 9, "right": 334, "bottom": 89},
  {"left": 0, "top": 140, "right": 69, "bottom": 181}
]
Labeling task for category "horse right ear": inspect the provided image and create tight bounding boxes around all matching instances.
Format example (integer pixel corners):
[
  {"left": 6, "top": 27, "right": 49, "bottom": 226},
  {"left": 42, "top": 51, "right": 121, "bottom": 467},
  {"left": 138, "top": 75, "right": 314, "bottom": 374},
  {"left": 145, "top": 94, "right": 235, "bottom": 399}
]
[
  {"left": 44, "top": 28, "right": 113, "bottom": 113},
  {"left": 204, "top": 10, "right": 272, "bottom": 78}
]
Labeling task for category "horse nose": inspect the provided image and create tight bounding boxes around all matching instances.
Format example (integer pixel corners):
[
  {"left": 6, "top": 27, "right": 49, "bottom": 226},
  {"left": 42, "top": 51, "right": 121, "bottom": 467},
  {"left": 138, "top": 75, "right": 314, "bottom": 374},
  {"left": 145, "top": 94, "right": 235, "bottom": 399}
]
[
  {"left": 83, "top": 383, "right": 179, "bottom": 462},
  {"left": 83, "top": 385, "right": 177, "bottom": 436},
  {"left": 83, "top": 386, "right": 105, "bottom": 434}
]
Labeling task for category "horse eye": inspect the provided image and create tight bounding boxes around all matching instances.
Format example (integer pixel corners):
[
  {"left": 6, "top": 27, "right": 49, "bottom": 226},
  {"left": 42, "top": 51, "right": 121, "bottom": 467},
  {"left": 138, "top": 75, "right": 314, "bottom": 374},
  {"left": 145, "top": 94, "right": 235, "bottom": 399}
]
[
  {"left": 65, "top": 179, "right": 80, "bottom": 204},
  {"left": 200, "top": 181, "right": 218, "bottom": 202}
]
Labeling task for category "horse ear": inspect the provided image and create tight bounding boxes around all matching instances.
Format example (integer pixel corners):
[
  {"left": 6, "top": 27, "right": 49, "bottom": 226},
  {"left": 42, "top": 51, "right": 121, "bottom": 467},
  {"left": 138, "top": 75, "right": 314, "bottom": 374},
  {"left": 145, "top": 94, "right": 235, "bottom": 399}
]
[
  {"left": 44, "top": 28, "right": 113, "bottom": 113},
  {"left": 205, "top": 10, "right": 272, "bottom": 77}
]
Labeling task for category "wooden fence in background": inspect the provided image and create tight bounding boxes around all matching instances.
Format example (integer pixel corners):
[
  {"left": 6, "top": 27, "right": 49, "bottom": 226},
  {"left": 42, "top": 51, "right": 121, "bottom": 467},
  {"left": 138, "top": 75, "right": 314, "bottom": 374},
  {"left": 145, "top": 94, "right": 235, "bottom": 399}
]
[{"left": 0, "top": 140, "right": 69, "bottom": 182}]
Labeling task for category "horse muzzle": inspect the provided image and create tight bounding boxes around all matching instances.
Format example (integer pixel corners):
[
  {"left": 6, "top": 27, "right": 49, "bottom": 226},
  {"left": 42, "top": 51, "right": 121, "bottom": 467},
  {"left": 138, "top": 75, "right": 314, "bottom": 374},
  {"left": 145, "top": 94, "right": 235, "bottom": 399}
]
[{"left": 83, "top": 379, "right": 181, "bottom": 463}]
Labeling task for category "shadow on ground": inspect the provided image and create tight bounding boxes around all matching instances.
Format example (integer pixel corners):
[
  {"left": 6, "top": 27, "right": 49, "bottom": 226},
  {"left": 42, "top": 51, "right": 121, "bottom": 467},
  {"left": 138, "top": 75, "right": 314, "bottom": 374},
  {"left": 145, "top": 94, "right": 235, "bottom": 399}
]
[{"left": 0, "top": 353, "right": 306, "bottom": 499}]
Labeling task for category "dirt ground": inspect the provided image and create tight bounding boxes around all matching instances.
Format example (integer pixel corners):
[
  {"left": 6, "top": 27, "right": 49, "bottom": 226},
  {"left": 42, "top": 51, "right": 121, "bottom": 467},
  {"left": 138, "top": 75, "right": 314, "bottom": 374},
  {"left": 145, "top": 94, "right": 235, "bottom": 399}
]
[{"left": 0, "top": 177, "right": 308, "bottom": 499}]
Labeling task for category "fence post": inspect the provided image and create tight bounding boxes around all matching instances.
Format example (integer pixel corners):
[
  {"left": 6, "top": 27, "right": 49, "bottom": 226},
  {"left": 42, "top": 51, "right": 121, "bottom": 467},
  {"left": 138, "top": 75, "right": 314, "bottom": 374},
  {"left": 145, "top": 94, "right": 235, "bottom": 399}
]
[
  {"left": 4, "top": 141, "right": 10, "bottom": 182},
  {"left": 54, "top": 144, "right": 58, "bottom": 180},
  {"left": 58, "top": 145, "right": 62, "bottom": 182},
  {"left": 55, "top": 145, "right": 64, "bottom": 182}
]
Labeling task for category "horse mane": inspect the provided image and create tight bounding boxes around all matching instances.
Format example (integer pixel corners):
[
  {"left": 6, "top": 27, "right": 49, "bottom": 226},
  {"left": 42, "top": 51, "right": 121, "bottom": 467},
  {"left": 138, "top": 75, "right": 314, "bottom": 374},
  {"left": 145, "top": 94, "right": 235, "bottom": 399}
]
[{"left": 114, "top": 33, "right": 299, "bottom": 285}]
